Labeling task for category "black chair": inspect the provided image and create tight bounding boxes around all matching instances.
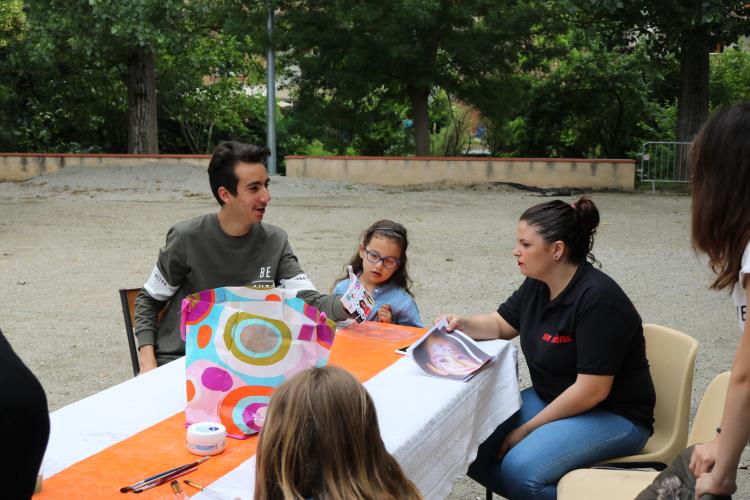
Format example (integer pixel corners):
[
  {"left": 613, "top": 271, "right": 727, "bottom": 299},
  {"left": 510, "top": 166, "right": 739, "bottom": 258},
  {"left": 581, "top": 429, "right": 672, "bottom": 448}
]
[{"left": 118, "top": 288, "right": 142, "bottom": 377}]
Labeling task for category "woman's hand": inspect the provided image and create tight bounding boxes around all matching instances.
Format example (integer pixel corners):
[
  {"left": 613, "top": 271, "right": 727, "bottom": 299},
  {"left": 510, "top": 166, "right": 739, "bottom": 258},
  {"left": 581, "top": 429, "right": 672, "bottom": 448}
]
[
  {"left": 435, "top": 312, "right": 518, "bottom": 340},
  {"left": 377, "top": 304, "right": 393, "bottom": 323},
  {"left": 689, "top": 438, "right": 718, "bottom": 476},
  {"left": 497, "top": 425, "right": 531, "bottom": 459},
  {"left": 435, "top": 314, "right": 462, "bottom": 332}
]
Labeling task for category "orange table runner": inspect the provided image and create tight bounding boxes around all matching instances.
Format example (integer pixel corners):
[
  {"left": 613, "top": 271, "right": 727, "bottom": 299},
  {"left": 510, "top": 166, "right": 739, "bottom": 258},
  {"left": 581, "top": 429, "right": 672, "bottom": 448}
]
[{"left": 38, "top": 323, "right": 424, "bottom": 499}]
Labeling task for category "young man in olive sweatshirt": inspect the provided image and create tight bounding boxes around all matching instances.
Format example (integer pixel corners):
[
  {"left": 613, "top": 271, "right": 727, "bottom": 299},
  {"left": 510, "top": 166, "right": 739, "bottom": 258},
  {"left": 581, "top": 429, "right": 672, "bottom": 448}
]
[{"left": 134, "top": 141, "right": 348, "bottom": 373}]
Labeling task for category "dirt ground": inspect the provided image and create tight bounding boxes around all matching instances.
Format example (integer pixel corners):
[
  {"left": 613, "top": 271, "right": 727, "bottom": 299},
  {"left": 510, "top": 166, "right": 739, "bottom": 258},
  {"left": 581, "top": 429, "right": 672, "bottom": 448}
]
[{"left": 0, "top": 164, "right": 746, "bottom": 499}]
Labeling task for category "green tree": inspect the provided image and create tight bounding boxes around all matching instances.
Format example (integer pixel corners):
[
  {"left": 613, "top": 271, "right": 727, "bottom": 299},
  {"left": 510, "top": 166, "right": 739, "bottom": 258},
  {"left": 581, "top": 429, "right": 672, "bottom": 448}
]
[
  {"left": 85, "top": 0, "right": 194, "bottom": 153},
  {"left": 578, "top": 0, "right": 750, "bottom": 141},
  {"left": 249, "top": 0, "right": 549, "bottom": 156},
  {"left": 1, "top": 0, "right": 195, "bottom": 153},
  {"left": 0, "top": 1, "right": 269, "bottom": 154},
  {"left": 710, "top": 49, "right": 750, "bottom": 109},
  {"left": 0, "top": 0, "right": 26, "bottom": 48},
  {"left": 506, "top": 42, "right": 669, "bottom": 158},
  {"left": 157, "top": 31, "right": 268, "bottom": 153},
  {"left": 0, "top": 0, "right": 129, "bottom": 152}
]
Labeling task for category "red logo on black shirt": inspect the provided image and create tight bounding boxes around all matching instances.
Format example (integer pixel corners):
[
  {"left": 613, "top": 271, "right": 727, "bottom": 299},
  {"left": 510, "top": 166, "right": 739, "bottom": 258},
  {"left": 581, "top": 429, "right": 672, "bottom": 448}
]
[{"left": 542, "top": 332, "right": 573, "bottom": 344}]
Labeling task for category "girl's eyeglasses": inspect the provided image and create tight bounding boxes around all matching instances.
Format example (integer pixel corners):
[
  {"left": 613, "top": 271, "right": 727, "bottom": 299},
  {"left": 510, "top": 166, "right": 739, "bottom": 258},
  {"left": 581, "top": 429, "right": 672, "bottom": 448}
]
[{"left": 364, "top": 248, "right": 401, "bottom": 269}]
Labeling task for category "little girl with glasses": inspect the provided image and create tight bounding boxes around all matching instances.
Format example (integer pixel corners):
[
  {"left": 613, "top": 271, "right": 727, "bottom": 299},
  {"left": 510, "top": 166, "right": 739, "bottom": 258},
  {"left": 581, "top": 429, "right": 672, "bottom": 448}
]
[{"left": 333, "top": 220, "right": 423, "bottom": 327}]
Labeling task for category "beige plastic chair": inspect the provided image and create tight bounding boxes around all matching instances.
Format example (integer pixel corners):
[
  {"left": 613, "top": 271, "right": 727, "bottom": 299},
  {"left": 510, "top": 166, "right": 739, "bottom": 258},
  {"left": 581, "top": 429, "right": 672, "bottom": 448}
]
[
  {"left": 557, "top": 371, "right": 731, "bottom": 500},
  {"left": 485, "top": 324, "right": 698, "bottom": 500},
  {"left": 687, "top": 371, "right": 731, "bottom": 446},
  {"left": 603, "top": 324, "right": 698, "bottom": 467}
]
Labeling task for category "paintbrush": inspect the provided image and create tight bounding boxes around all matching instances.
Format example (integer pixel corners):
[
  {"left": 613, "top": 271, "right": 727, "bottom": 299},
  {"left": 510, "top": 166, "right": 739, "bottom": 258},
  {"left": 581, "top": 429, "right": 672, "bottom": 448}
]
[
  {"left": 132, "top": 466, "right": 199, "bottom": 494},
  {"left": 183, "top": 479, "right": 235, "bottom": 500},
  {"left": 121, "top": 456, "right": 210, "bottom": 493},
  {"left": 120, "top": 465, "right": 185, "bottom": 493}
]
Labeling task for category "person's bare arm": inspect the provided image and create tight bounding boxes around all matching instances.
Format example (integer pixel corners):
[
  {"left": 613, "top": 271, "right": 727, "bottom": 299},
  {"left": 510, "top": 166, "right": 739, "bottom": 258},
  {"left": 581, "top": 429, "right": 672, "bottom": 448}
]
[
  {"left": 138, "top": 345, "right": 158, "bottom": 373},
  {"left": 440, "top": 311, "right": 519, "bottom": 341},
  {"left": 695, "top": 281, "right": 750, "bottom": 498},
  {"left": 134, "top": 286, "right": 169, "bottom": 374}
]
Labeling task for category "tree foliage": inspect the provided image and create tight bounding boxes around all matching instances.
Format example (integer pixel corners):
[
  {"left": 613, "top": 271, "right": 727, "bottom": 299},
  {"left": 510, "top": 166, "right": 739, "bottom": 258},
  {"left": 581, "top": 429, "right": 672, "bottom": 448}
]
[
  {"left": 710, "top": 49, "right": 750, "bottom": 109},
  {"left": 493, "top": 35, "right": 672, "bottom": 158},
  {"left": 0, "top": 0, "right": 26, "bottom": 48},
  {"left": 577, "top": 0, "right": 750, "bottom": 140},
  {"left": 157, "top": 29, "right": 267, "bottom": 153},
  {"left": 1, "top": 0, "right": 746, "bottom": 160},
  {"left": 255, "top": 0, "right": 551, "bottom": 156},
  {"left": 0, "top": 0, "right": 268, "bottom": 153},
  {"left": 0, "top": 1, "right": 128, "bottom": 152}
]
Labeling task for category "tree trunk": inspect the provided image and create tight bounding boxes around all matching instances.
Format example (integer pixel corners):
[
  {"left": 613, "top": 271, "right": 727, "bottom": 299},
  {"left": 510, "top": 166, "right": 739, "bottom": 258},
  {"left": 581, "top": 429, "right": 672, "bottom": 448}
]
[
  {"left": 675, "top": 30, "right": 709, "bottom": 181},
  {"left": 127, "top": 49, "right": 159, "bottom": 153},
  {"left": 677, "top": 32, "right": 710, "bottom": 143},
  {"left": 409, "top": 86, "right": 431, "bottom": 156}
]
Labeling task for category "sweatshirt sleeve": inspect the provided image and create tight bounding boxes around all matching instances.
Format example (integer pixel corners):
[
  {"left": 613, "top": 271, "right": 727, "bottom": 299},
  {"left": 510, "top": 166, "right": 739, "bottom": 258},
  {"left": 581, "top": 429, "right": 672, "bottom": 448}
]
[
  {"left": 276, "top": 239, "right": 349, "bottom": 321},
  {"left": 134, "top": 226, "right": 188, "bottom": 347}
]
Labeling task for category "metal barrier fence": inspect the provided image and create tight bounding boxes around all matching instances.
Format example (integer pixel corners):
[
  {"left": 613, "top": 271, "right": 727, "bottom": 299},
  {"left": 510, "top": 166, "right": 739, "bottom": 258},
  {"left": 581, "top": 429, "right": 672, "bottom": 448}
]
[{"left": 639, "top": 141, "right": 692, "bottom": 192}]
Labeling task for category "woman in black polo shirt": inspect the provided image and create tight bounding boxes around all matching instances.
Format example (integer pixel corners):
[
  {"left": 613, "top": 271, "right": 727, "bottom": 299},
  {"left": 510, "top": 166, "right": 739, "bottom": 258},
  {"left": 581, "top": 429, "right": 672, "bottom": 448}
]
[{"left": 444, "top": 196, "right": 655, "bottom": 500}]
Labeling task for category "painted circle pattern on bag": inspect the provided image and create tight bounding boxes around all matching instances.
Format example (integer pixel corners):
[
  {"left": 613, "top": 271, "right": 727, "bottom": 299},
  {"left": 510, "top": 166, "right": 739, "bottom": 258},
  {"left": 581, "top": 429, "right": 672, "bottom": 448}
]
[
  {"left": 223, "top": 312, "right": 292, "bottom": 365},
  {"left": 219, "top": 385, "right": 274, "bottom": 435},
  {"left": 184, "top": 287, "right": 337, "bottom": 437},
  {"left": 186, "top": 359, "right": 234, "bottom": 422}
]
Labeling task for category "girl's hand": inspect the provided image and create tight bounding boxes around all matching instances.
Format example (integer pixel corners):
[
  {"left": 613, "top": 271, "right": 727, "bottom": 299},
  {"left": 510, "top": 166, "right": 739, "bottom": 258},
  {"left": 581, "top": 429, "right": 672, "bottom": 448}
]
[
  {"left": 690, "top": 438, "right": 718, "bottom": 476},
  {"left": 497, "top": 425, "right": 531, "bottom": 460},
  {"left": 695, "top": 471, "right": 737, "bottom": 499},
  {"left": 377, "top": 304, "right": 393, "bottom": 323}
]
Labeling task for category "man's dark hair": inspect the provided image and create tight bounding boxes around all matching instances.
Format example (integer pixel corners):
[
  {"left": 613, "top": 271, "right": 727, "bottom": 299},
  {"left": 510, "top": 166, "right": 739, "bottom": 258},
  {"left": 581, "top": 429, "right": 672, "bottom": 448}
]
[{"left": 207, "top": 141, "right": 271, "bottom": 205}]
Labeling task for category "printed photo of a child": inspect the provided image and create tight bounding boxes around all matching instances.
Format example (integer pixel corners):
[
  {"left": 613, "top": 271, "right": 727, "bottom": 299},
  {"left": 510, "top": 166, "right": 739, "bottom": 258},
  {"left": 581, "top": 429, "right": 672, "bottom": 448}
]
[{"left": 411, "top": 322, "right": 493, "bottom": 381}]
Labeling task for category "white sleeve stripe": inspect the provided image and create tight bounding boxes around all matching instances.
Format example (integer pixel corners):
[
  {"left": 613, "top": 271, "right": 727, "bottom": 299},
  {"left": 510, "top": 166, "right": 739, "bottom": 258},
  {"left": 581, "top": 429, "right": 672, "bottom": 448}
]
[
  {"left": 279, "top": 273, "right": 317, "bottom": 292},
  {"left": 143, "top": 265, "right": 178, "bottom": 301}
]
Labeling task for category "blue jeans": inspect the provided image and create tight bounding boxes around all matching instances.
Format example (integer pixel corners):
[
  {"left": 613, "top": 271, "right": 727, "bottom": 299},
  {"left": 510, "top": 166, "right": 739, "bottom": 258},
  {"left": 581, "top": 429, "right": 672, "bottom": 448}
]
[{"left": 468, "top": 387, "right": 650, "bottom": 500}]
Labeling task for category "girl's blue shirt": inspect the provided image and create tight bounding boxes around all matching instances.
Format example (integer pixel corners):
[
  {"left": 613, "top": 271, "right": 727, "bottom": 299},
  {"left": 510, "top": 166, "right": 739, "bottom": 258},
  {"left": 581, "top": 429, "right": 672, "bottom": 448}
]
[{"left": 333, "top": 278, "right": 423, "bottom": 328}]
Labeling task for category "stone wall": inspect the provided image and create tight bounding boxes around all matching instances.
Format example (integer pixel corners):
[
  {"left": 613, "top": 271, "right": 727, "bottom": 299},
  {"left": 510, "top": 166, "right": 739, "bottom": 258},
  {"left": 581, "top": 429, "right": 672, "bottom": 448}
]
[
  {"left": 1, "top": 154, "right": 636, "bottom": 191},
  {"left": 0, "top": 154, "right": 209, "bottom": 181},
  {"left": 286, "top": 156, "right": 636, "bottom": 191}
]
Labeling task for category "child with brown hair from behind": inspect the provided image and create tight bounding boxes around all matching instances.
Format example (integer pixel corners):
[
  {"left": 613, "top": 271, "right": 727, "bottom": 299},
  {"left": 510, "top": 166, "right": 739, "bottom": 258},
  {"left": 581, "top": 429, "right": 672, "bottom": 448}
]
[{"left": 254, "top": 365, "right": 422, "bottom": 500}]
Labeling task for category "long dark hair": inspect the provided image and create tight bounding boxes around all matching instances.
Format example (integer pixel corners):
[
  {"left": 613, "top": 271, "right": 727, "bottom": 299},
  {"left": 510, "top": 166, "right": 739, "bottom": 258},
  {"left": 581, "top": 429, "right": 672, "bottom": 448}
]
[
  {"left": 691, "top": 102, "right": 750, "bottom": 291},
  {"left": 336, "top": 220, "right": 414, "bottom": 296},
  {"left": 520, "top": 196, "right": 601, "bottom": 265},
  {"left": 254, "top": 366, "right": 422, "bottom": 500}
]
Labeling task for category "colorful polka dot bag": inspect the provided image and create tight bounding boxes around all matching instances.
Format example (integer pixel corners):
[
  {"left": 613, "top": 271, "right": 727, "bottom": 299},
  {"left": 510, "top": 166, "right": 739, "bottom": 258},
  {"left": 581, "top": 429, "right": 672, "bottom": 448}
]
[{"left": 180, "top": 286, "right": 337, "bottom": 438}]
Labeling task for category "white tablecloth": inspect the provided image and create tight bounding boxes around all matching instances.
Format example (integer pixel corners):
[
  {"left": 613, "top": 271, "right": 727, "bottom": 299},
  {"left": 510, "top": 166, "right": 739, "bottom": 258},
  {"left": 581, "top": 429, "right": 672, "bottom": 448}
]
[{"left": 45, "top": 340, "right": 519, "bottom": 500}]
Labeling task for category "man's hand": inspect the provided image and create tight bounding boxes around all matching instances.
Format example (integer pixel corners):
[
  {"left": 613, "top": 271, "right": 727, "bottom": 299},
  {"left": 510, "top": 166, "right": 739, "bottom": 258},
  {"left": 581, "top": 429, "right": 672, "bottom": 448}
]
[
  {"left": 377, "top": 304, "right": 393, "bottom": 323},
  {"left": 138, "top": 345, "right": 158, "bottom": 374},
  {"left": 690, "top": 438, "right": 719, "bottom": 476}
]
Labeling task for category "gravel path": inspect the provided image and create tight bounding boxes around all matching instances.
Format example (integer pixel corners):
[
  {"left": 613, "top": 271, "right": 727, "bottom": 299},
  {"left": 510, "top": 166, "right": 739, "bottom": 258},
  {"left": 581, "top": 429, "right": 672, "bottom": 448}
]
[{"left": 0, "top": 164, "right": 745, "bottom": 499}]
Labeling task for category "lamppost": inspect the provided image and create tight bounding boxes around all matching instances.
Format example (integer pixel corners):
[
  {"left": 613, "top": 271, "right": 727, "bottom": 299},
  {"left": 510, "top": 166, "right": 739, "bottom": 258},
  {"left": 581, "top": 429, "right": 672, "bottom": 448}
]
[{"left": 266, "top": 1, "right": 277, "bottom": 175}]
